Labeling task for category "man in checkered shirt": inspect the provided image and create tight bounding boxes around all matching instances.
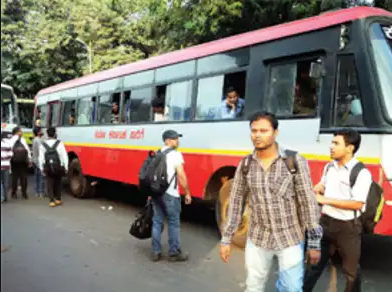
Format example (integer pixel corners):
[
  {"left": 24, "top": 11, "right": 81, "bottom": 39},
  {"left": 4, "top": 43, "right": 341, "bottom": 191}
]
[{"left": 219, "top": 111, "right": 322, "bottom": 292}]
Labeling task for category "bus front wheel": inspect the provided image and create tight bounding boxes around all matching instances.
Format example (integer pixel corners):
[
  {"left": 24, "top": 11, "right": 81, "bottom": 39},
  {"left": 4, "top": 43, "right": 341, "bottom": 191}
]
[
  {"left": 216, "top": 178, "right": 249, "bottom": 249},
  {"left": 68, "top": 159, "right": 91, "bottom": 198}
]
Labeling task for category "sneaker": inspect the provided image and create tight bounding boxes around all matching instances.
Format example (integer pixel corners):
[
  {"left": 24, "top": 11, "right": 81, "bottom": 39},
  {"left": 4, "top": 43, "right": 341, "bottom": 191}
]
[
  {"left": 151, "top": 253, "right": 161, "bottom": 262},
  {"left": 55, "top": 200, "right": 62, "bottom": 205},
  {"left": 49, "top": 202, "right": 56, "bottom": 207},
  {"left": 168, "top": 251, "right": 189, "bottom": 262}
]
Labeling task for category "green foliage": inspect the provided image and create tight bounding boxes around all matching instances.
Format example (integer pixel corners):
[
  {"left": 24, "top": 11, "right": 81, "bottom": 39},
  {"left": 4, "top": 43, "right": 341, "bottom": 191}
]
[{"left": 1, "top": 0, "right": 390, "bottom": 98}]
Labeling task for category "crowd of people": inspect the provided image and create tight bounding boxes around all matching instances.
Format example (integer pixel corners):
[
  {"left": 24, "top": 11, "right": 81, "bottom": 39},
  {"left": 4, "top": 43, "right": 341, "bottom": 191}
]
[
  {"left": 1, "top": 110, "right": 374, "bottom": 292},
  {"left": 1, "top": 126, "right": 68, "bottom": 206}
]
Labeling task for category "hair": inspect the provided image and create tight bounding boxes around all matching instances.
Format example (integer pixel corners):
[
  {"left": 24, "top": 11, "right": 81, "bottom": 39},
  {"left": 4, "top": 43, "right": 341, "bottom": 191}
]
[
  {"left": 33, "top": 126, "right": 41, "bottom": 137},
  {"left": 151, "top": 96, "right": 165, "bottom": 108},
  {"left": 334, "top": 128, "right": 361, "bottom": 154},
  {"left": 249, "top": 111, "right": 279, "bottom": 130},
  {"left": 225, "top": 86, "right": 237, "bottom": 95},
  {"left": 12, "top": 126, "right": 21, "bottom": 135},
  {"left": 47, "top": 126, "right": 56, "bottom": 138}
]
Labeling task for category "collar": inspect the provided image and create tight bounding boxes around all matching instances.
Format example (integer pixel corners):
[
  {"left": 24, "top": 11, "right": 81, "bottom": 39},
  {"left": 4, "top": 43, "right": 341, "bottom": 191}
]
[
  {"left": 252, "top": 143, "right": 286, "bottom": 160},
  {"left": 332, "top": 157, "right": 358, "bottom": 170}
]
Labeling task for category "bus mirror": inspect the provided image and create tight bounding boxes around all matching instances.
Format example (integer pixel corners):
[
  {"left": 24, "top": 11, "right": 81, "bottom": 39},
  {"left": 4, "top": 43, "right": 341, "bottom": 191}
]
[{"left": 309, "top": 61, "right": 325, "bottom": 79}]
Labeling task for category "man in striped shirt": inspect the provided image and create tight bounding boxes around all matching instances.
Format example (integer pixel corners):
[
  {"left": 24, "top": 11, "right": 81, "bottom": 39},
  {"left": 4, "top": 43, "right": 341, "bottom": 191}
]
[
  {"left": 1, "top": 131, "right": 13, "bottom": 203},
  {"left": 219, "top": 112, "right": 322, "bottom": 292}
]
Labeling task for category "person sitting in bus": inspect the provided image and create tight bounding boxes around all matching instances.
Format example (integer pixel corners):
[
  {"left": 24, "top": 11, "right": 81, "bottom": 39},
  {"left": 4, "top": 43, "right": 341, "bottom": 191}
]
[
  {"left": 111, "top": 102, "right": 119, "bottom": 124},
  {"left": 152, "top": 96, "right": 168, "bottom": 122},
  {"left": 293, "top": 83, "right": 317, "bottom": 116},
  {"left": 219, "top": 87, "right": 245, "bottom": 119},
  {"left": 35, "top": 109, "right": 41, "bottom": 127}
]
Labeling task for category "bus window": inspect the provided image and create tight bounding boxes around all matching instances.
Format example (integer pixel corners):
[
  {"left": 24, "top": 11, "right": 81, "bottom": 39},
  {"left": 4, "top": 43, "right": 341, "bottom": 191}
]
[
  {"left": 127, "top": 87, "right": 153, "bottom": 123},
  {"left": 98, "top": 92, "right": 121, "bottom": 124},
  {"left": 152, "top": 81, "right": 193, "bottom": 122},
  {"left": 77, "top": 96, "right": 97, "bottom": 125},
  {"left": 62, "top": 101, "right": 76, "bottom": 126},
  {"left": 266, "top": 59, "right": 319, "bottom": 117},
  {"left": 369, "top": 23, "right": 392, "bottom": 120},
  {"left": 48, "top": 103, "right": 60, "bottom": 126},
  {"left": 122, "top": 91, "right": 131, "bottom": 123},
  {"left": 36, "top": 105, "right": 47, "bottom": 127},
  {"left": 196, "top": 71, "right": 247, "bottom": 120},
  {"left": 333, "top": 55, "right": 363, "bottom": 127}
]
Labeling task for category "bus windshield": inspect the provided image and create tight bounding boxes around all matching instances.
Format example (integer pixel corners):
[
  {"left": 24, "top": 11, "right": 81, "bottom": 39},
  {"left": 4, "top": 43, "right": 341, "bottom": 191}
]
[
  {"left": 1, "top": 85, "right": 16, "bottom": 124},
  {"left": 369, "top": 23, "right": 392, "bottom": 121},
  {"left": 18, "top": 100, "right": 34, "bottom": 128}
]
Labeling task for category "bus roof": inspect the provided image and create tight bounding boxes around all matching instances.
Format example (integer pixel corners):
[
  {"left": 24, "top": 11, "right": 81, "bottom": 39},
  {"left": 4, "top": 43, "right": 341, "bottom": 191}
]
[
  {"left": 37, "top": 6, "right": 391, "bottom": 96},
  {"left": 1, "top": 84, "right": 14, "bottom": 91}
]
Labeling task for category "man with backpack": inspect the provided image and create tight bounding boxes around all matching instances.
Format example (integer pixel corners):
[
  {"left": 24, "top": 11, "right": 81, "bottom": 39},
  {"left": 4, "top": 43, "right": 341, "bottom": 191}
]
[
  {"left": 139, "top": 129, "right": 192, "bottom": 262},
  {"left": 9, "top": 127, "right": 32, "bottom": 199},
  {"left": 38, "top": 127, "right": 68, "bottom": 207},
  {"left": 303, "top": 129, "right": 382, "bottom": 292},
  {"left": 219, "top": 111, "right": 322, "bottom": 292}
]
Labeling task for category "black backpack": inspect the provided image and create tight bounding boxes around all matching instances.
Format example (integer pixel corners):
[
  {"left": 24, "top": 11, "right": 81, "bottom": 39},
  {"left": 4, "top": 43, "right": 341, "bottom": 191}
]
[
  {"left": 42, "top": 140, "right": 63, "bottom": 176},
  {"left": 325, "top": 162, "right": 384, "bottom": 234},
  {"left": 129, "top": 201, "right": 154, "bottom": 239},
  {"left": 12, "top": 137, "right": 28, "bottom": 163},
  {"left": 138, "top": 148, "right": 177, "bottom": 199}
]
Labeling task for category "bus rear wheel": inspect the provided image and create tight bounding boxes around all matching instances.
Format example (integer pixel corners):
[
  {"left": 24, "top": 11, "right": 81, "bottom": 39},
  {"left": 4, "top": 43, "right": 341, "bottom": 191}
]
[
  {"left": 216, "top": 179, "right": 249, "bottom": 248},
  {"left": 68, "top": 159, "right": 92, "bottom": 198}
]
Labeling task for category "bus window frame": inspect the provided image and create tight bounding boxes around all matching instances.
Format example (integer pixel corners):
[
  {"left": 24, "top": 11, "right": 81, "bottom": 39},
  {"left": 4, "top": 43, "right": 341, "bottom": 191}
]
[
  {"left": 263, "top": 52, "right": 326, "bottom": 120},
  {"left": 74, "top": 94, "right": 98, "bottom": 127},
  {"left": 365, "top": 17, "right": 392, "bottom": 126},
  {"left": 47, "top": 101, "right": 62, "bottom": 127},
  {"left": 97, "top": 91, "right": 122, "bottom": 125}
]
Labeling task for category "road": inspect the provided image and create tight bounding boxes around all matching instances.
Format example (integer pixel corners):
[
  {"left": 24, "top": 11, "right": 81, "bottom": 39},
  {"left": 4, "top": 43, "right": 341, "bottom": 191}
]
[{"left": 1, "top": 178, "right": 391, "bottom": 292}]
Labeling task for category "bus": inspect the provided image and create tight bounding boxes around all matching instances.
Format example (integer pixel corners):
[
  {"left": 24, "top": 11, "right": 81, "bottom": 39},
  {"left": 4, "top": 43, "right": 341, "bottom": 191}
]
[
  {"left": 34, "top": 7, "right": 392, "bottom": 247},
  {"left": 1, "top": 83, "right": 19, "bottom": 137},
  {"left": 17, "top": 98, "right": 35, "bottom": 147}
]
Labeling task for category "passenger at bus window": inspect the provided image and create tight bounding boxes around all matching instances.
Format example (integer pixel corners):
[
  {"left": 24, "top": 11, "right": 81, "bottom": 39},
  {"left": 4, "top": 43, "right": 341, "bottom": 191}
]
[
  {"left": 111, "top": 102, "right": 119, "bottom": 124},
  {"left": 342, "top": 96, "right": 363, "bottom": 127},
  {"left": 219, "top": 87, "right": 245, "bottom": 119},
  {"left": 35, "top": 109, "right": 41, "bottom": 127},
  {"left": 152, "top": 96, "right": 168, "bottom": 122},
  {"left": 293, "top": 82, "right": 317, "bottom": 115}
]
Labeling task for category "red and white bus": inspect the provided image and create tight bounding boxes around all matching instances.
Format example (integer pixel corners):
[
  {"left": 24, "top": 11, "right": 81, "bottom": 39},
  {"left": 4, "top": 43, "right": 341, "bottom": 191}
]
[{"left": 35, "top": 7, "right": 392, "bottom": 246}]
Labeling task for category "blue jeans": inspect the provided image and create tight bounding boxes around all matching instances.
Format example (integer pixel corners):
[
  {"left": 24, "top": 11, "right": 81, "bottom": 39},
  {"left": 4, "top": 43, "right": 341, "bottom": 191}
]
[
  {"left": 34, "top": 164, "right": 45, "bottom": 195},
  {"left": 152, "top": 193, "right": 181, "bottom": 256},
  {"left": 245, "top": 239, "right": 304, "bottom": 292},
  {"left": 1, "top": 169, "right": 10, "bottom": 202}
]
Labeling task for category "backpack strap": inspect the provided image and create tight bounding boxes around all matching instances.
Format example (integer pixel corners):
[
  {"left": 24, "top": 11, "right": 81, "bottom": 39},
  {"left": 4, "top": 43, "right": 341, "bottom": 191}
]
[
  {"left": 161, "top": 147, "right": 177, "bottom": 188},
  {"left": 52, "top": 140, "right": 61, "bottom": 150},
  {"left": 349, "top": 162, "right": 366, "bottom": 188},
  {"left": 241, "top": 154, "right": 253, "bottom": 176},
  {"left": 349, "top": 161, "right": 366, "bottom": 220},
  {"left": 282, "top": 149, "right": 298, "bottom": 174},
  {"left": 42, "top": 141, "right": 50, "bottom": 151}
]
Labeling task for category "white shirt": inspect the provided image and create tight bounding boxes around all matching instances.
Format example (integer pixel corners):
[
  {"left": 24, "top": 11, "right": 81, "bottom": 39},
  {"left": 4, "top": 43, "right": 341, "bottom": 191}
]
[
  {"left": 38, "top": 138, "right": 69, "bottom": 173},
  {"left": 9, "top": 135, "right": 32, "bottom": 161},
  {"left": 1, "top": 138, "right": 13, "bottom": 170},
  {"left": 161, "top": 146, "right": 184, "bottom": 197},
  {"left": 320, "top": 158, "right": 372, "bottom": 221}
]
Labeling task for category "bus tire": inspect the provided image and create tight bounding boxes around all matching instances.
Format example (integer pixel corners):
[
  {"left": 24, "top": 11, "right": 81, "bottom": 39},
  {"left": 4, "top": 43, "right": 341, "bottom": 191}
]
[
  {"left": 216, "top": 179, "right": 249, "bottom": 249},
  {"left": 68, "top": 159, "right": 91, "bottom": 198}
]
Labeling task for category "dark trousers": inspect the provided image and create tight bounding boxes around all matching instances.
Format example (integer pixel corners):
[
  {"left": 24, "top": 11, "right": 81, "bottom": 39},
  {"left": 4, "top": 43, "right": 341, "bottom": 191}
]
[
  {"left": 11, "top": 162, "right": 28, "bottom": 198},
  {"left": 46, "top": 175, "right": 62, "bottom": 202},
  {"left": 303, "top": 215, "right": 362, "bottom": 292}
]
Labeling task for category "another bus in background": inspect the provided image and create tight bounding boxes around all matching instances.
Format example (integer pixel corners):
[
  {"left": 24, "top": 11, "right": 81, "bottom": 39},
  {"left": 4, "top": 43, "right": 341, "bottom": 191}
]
[{"left": 1, "top": 84, "right": 19, "bottom": 137}]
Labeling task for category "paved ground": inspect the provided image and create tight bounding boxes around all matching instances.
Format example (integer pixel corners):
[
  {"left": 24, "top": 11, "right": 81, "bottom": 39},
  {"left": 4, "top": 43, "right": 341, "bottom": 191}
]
[{"left": 1, "top": 178, "right": 391, "bottom": 292}]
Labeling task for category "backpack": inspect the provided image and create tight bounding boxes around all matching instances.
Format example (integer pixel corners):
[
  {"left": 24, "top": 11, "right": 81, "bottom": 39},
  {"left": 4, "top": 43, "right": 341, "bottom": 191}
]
[
  {"left": 42, "top": 140, "right": 63, "bottom": 176},
  {"left": 12, "top": 137, "right": 28, "bottom": 163},
  {"left": 325, "top": 162, "right": 384, "bottom": 234},
  {"left": 129, "top": 200, "right": 154, "bottom": 239},
  {"left": 138, "top": 148, "right": 177, "bottom": 199}
]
